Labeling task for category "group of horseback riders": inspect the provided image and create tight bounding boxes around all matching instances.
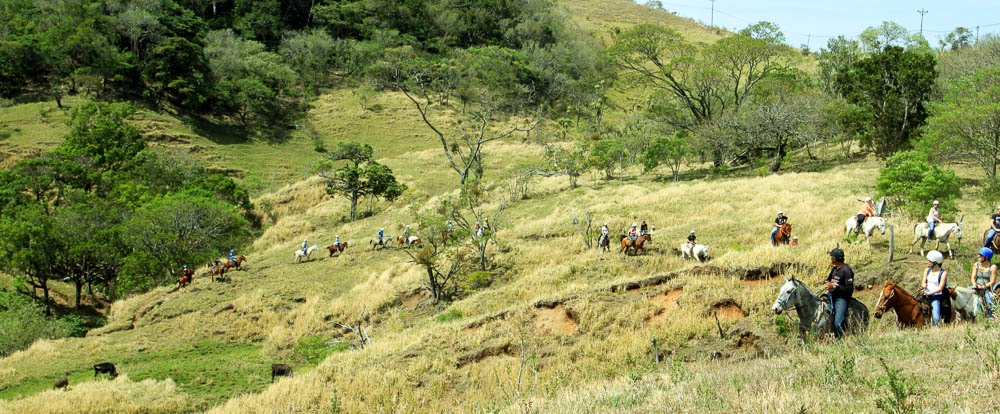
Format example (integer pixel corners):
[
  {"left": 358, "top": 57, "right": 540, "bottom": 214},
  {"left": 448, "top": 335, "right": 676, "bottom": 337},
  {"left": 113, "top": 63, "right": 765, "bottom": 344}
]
[{"left": 599, "top": 220, "right": 655, "bottom": 249}]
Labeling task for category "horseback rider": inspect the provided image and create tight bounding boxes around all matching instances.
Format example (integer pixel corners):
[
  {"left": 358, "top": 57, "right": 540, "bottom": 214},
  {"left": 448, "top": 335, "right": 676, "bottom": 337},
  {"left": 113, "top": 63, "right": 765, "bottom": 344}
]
[
  {"left": 403, "top": 225, "right": 411, "bottom": 244},
  {"left": 824, "top": 247, "right": 854, "bottom": 339},
  {"left": 229, "top": 249, "right": 237, "bottom": 265},
  {"left": 447, "top": 220, "right": 454, "bottom": 234},
  {"left": 640, "top": 221, "right": 649, "bottom": 236},
  {"left": 334, "top": 235, "right": 340, "bottom": 248},
  {"left": 972, "top": 247, "right": 997, "bottom": 318},
  {"left": 985, "top": 206, "right": 1000, "bottom": 249},
  {"left": 927, "top": 200, "right": 941, "bottom": 239},
  {"left": 482, "top": 218, "right": 490, "bottom": 235},
  {"left": 182, "top": 265, "right": 194, "bottom": 282},
  {"left": 377, "top": 228, "right": 384, "bottom": 246},
  {"left": 600, "top": 223, "right": 609, "bottom": 245},
  {"left": 771, "top": 211, "right": 788, "bottom": 244},
  {"left": 855, "top": 197, "right": 875, "bottom": 233},
  {"left": 628, "top": 223, "right": 639, "bottom": 248},
  {"left": 687, "top": 230, "right": 696, "bottom": 248},
  {"left": 921, "top": 250, "right": 949, "bottom": 326},
  {"left": 301, "top": 240, "right": 308, "bottom": 256}
]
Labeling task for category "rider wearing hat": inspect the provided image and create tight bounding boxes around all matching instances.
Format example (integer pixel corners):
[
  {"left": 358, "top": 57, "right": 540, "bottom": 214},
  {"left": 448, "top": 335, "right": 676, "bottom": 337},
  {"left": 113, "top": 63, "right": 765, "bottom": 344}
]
[
  {"left": 640, "top": 221, "right": 649, "bottom": 236},
  {"left": 334, "top": 235, "right": 340, "bottom": 248},
  {"left": 771, "top": 211, "right": 788, "bottom": 244},
  {"left": 182, "top": 265, "right": 194, "bottom": 281},
  {"left": 628, "top": 223, "right": 639, "bottom": 248},
  {"left": 377, "top": 228, "right": 384, "bottom": 246},
  {"left": 972, "top": 247, "right": 997, "bottom": 318},
  {"left": 228, "top": 249, "right": 237, "bottom": 265},
  {"left": 687, "top": 230, "right": 696, "bottom": 248},
  {"left": 855, "top": 197, "right": 875, "bottom": 234},
  {"left": 824, "top": 247, "right": 854, "bottom": 339},
  {"left": 927, "top": 200, "right": 941, "bottom": 239},
  {"left": 921, "top": 250, "right": 949, "bottom": 326},
  {"left": 985, "top": 206, "right": 1000, "bottom": 249},
  {"left": 600, "top": 223, "right": 609, "bottom": 245}
]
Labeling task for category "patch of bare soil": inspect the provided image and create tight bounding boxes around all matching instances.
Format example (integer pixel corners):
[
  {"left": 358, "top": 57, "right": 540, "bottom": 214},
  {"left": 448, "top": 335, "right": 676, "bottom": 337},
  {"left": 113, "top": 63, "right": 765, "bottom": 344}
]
[
  {"left": 400, "top": 291, "right": 424, "bottom": 311},
  {"left": 710, "top": 299, "right": 746, "bottom": 320},
  {"left": 455, "top": 343, "right": 517, "bottom": 368},
  {"left": 648, "top": 287, "right": 683, "bottom": 324},
  {"left": 533, "top": 304, "right": 579, "bottom": 336}
]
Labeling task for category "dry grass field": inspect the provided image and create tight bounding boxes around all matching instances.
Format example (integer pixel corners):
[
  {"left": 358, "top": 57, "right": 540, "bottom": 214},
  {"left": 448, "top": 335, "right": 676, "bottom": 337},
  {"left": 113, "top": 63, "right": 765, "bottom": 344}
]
[{"left": 2, "top": 2, "right": 996, "bottom": 413}]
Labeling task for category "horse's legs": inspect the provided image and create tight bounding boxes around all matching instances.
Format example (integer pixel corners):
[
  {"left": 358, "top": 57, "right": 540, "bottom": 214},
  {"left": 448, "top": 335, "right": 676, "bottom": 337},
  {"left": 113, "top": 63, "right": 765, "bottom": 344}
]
[{"left": 945, "top": 241, "right": 953, "bottom": 259}]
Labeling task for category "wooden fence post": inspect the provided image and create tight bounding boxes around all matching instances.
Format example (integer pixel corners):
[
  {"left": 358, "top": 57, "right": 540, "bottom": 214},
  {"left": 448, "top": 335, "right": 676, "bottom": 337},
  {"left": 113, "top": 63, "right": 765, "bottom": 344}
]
[{"left": 888, "top": 224, "right": 895, "bottom": 263}]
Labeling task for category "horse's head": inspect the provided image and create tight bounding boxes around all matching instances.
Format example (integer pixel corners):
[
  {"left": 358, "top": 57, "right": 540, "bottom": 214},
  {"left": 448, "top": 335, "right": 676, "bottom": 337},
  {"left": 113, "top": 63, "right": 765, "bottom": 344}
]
[
  {"left": 772, "top": 279, "right": 799, "bottom": 314},
  {"left": 877, "top": 218, "right": 887, "bottom": 235},
  {"left": 955, "top": 223, "right": 964, "bottom": 240},
  {"left": 873, "top": 281, "right": 897, "bottom": 319}
]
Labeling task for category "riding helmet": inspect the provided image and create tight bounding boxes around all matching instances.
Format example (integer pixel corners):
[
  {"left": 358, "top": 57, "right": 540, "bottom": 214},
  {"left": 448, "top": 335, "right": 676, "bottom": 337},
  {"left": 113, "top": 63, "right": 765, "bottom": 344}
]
[
  {"left": 933, "top": 200, "right": 939, "bottom": 205},
  {"left": 926, "top": 250, "right": 945, "bottom": 264},
  {"left": 865, "top": 196, "right": 872, "bottom": 202},
  {"left": 777, "top": 211, "right": 784, "bottom": 215},
  {"left": 979, "top": 247, "right": 994, "bottom": 261},
  {"left": 829, "top": 247, "right": 845, "bottom": 262}
]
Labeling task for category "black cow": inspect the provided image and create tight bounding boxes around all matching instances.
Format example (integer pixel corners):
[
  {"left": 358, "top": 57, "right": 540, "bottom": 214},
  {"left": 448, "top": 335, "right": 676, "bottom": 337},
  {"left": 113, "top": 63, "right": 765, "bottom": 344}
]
[
  {"left": 93, "top": 362, "right": 117, "bottom": 379},
  {"left": 271, "top": 363, "right": 293, "bottom": 382},
  {"left": 53, "top": 374, "right": 69, "bottom": 390}
]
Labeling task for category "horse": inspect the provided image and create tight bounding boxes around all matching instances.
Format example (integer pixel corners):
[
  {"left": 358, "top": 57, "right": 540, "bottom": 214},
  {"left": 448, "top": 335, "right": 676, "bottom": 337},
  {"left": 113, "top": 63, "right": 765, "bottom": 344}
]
[
  {"left": 680, "top": 243, "right": 709, "bottom": 262},
  {"left": 773, "top": 223, "right": 792, "bottom": 246},
  {"left": 845, "top": 216, "right": 887, "bottom": 246},
  {"left": 294, "top": 245, "right": 319, "bottom": 263},
  {"left": 951, "top": 286, "right": 986, "bottom": 321},
  {"left": 370, "top": 237, "right": 387, "bottom": 250},
  {"left": 772, "top": 278, "right": 869, "bottom": 347},
  {"left": 224, "top": 255, "right": 247, "bottom": 272},
  {"left": 211, "top": 263, "right": 229, "bottom": 282},
  {"left": 983, "top": 229, "right": 1000, "bottom": 256},
  {"left": 327, "top": 242, "right": 348, "bottom": 257},
  {"left": 619, "top": 234, "right": 652, "bottom": 256},
  {"left": 910, "top": 217, "right": 963, "bottom": 259},
  {"left": 177, "top": 274, "right": 191, "bottom": 289},
  {"left": 872, "top": 281, "right": 926, "bottom": 327},
  {"left": 397, "top": 235, "right": 421, "bottom": 247},
  {"left": 598, "top": 234, "right": 610, "bottom": 253}
]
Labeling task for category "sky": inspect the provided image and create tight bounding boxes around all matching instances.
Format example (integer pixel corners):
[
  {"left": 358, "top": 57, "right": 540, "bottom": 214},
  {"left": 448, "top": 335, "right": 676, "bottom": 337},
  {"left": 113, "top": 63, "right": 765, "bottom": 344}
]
[{"left": 643, "top": 0, "right": 1000, "bottom": 49}]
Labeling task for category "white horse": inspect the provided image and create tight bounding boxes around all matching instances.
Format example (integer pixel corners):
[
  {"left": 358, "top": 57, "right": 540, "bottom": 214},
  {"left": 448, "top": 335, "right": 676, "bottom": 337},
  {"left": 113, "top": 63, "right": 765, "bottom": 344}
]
[
  {"left": 772, "top": 278, "right": 869, "bottom": 348},
  {"left": 951, "top": 287, "right": 986, "bottom": 321},
  {"left": 909, "top": 216, "right": 963, "bottom": 258},
  {"left": 844, "top": 216, "right": 887, "bottom": 246},
  {"left": 294, "top": 245, "right": 319, "bottom": 263},
  {"left": 680, "top": 243, "right": 709, "bottom": 262}
]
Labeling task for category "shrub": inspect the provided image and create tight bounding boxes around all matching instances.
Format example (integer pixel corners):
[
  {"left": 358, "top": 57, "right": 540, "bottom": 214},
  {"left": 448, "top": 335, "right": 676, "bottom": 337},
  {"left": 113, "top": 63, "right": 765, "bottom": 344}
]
[
  {"left": 0, "top": 289, "right": 86, "bottom": 357},
  {"left": 876, "top": 150, "right": 960, "bottom": 218},
  {"left": 435, "top": 308, "right": 463, "bottom": 323}
]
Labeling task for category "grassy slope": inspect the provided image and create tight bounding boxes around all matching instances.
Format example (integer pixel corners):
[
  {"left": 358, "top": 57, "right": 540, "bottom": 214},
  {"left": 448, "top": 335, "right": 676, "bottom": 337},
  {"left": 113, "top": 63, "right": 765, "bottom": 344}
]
[{"left": 1, "top": 2, "right": 993, "bottom": 414}]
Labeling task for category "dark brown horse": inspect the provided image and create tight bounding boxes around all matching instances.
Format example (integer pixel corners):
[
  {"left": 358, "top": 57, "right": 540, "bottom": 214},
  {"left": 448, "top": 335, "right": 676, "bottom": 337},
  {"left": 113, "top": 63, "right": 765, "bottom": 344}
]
[
  {"left": 984, "top": 229, "right": 1000, "bottom": 256},
  {"left": 177, "top": 274, "right": 191, "bottom": 288},
  {"left": 619, "top": 234, "right": 652, "bottom": 256},
  {"left": 773, "top": 223, "right": 792, "bottom": 246},
  {"left": 327, "top": 242, "right": 348, "bottom": 257},
  {"left": 224, "top": 255, "right": 247, "bottom": 272}
]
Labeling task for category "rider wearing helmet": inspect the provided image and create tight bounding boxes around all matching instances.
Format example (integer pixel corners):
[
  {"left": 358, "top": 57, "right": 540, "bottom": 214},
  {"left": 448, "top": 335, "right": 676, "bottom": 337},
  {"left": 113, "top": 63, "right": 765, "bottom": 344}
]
[
  {"left": 972, "top": 247, "right": 997, "bottom": 318},
  {"left": 771, "top": 211, "right": 788, "bottom": 244},
  {"left": 600, "top": 223, "right": 609, "bottom": 245},
  {"left": 856, "top": 197, "right": 875, "bottom": 233},
  {"left": 403, "top": 225, "right": 411, "bottom": 245},
  {"left": 229, "top": 249, "right": 237, "bottom": 265},
  {"left": 640, "top": 221, "right": 649, "bottom": 236},
  {"left": 921, "top": 250, "right": 949, "bottom": 326},
  {"left": 301, "top": 240, "right": 308, "bottom": 255},
  {"left": 824, "top": 247, "right": 854, "bottom": 339},
  {"left": 927, "top": 200, "right": 941, "bottom": 239},
  {"left": 377, "top": 228, "right": 384, "bottom": 245},
  {"left": 985, "top": 206, "right": 1000, "bottom": 248},
  {"left": 182, "top": 265, "right": 194, "bottom": 281},
  {"left": 334, "top": 235, "right": 340, "bottom": 247},
  {"left": 628, "top": 223, "right": 639, "bottom": 248},
  {"left": 687, "top": 230, "right": 697, "bottom": 248}
]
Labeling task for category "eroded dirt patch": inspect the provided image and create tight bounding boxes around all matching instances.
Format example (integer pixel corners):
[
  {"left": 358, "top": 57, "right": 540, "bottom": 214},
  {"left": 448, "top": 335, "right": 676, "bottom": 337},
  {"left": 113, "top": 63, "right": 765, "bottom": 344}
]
[
  {"left": 533, "top": 304, "right": 579, "bottom": 335},
  {"left": 710, "top": 299, "right": 746, "bottom": 320},
  {"left": 648, "top": 287, "right": 683, "bottom": 324},
  {"left": 456, "top": 343, "right": 517, "bottom": 367}
]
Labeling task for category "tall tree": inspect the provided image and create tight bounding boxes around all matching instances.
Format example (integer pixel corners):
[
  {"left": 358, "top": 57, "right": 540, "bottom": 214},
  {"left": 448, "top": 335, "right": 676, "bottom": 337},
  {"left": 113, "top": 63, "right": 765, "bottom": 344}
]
[
  {"left": 318, "top": 142, "right": 405, "bottom": 221},
  {"left": 837, "top": 46, "right": 937, "bottom": 157}
]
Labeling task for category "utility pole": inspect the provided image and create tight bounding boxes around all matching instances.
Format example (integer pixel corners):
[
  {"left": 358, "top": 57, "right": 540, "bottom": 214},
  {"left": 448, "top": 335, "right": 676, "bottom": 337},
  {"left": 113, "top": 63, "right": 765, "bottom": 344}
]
[
  {"left": 976, "top": 25, "right": 981, "bottom": 43},
  {"left": 710, "top": 0, "right": 715, "bottom": 27},
  {"left": 917, "top": 9, "right": 928, "bottom": 36}
]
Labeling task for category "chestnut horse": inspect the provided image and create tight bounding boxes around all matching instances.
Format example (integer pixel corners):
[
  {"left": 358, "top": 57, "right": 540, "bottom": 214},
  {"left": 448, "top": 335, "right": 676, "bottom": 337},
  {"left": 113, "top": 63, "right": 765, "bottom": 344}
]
[
  {"left": 177, "top": 274, "right": 191, "bottom": 288},
  {"left": 773, "top": 223, "right": 792, "bottom": 246},
  {"left": 327, "top": 242, "right": 348, "bottom": 257},
  {"left": 872, "top": 281, "right": 926, "bottom": 327},
  {"left": 984, "top": 229, "right": 1000, "bottom": 256},
  {"left": 619, "top": 234, "right": 652, "bottom": 256},
  {"left": 224, "top": 256, "right": 247, "bottom": 272}
]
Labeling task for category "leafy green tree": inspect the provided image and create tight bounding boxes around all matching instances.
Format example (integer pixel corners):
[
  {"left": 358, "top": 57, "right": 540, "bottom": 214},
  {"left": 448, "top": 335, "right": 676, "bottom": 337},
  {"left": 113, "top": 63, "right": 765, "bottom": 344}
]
[
  {"left": 642, "top": 133, "right": 688, "bottom": 181},
  {"left": 588, "top": 139, "right": 625, "bottom": 179},
  {"left": 318, "top": 142, "right": 406, "bottom": 221},
  {"left": 940, "top": 27, "right": 973, "bottom": 51},
  {"left": 876, "top": 150, "right": 961, "bottom": 218},
  {"left": 0, "top": 288, "right": 84, "bottom": 357},
  {"left": 279, "top": 29, "right": 338, "bottom": 92},
  {"left": 837, "top": 46, "right": 936, "bottom": 157},
  {"left": 817, "top": 36, "right": 862, "bottom": 94},
  {"left": 120, "top": 190, "right": 252, "bottom": 293},
  {"left": 142, "top": 36, "right": 212, "bottom": 109},
  {"left": 924, "top": 66, "right": 1000, "bottom": 177},
  {"left": 0, "top": 204, "right": 60, "bottom": 315},
  {"left": 52, "top": 192, "right": 125, "bottom": 307},
  {"left": 59, "top": 102, "right": 145, "bottom": 174}
]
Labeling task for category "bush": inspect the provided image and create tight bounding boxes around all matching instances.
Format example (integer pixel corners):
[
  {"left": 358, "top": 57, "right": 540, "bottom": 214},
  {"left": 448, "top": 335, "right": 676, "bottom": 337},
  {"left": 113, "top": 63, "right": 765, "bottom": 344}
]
[
  {"left": 457, "top": 271, "right": 493, "bottom": 296},
  {"left": 294, "top": 335, "right": 350, "bottom": 364},
  {"left": 876, "top": 150, "right": 960, "bottom": 218},
  {"left": 435, "top": 308, "right": 464, "bottom": 323},
  {"left": 0, "top": 289, "right": 86, "bottom": 357}
]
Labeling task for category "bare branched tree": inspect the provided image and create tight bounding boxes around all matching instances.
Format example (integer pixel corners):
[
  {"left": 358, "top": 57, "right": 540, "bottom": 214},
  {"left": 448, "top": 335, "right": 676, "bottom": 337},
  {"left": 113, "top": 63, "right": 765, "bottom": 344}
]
[{"left": 334, "top": 308, "right": 371, "bottom": 350}]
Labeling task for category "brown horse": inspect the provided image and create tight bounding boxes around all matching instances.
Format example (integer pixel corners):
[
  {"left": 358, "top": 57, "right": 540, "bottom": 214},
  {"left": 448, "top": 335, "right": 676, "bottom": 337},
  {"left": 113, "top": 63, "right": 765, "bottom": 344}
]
[
  {"left": 619, "top": 234, "right": 652, "bottom": 256},
  {"left": 872, "top": 281, "right": 925, "bottom": 327},
  {"left": 224, "top": 256, "right": 247, "bottom": 272},
  {"left": 872, "top": 281, "right": 955, "bottom": 327},
  {"left": 984, "top": 229, "right": 1000, "bottom": 256},
  {"left": 773, "top": 223, "right": 792, "bottom": 246},
  {"left": 177, "top": 274, "right": 191, "bottom": 288},
  {"left": 327, "top": 242, "right": 348, "bottom": 257}
]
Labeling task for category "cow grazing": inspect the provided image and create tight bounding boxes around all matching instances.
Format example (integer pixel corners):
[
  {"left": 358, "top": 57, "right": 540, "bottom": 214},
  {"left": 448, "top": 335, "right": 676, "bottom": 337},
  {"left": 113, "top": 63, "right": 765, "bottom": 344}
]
[
  {"left": 54, "top": 373, "right": 69, "bottom": 390},
  {"left": 93, "top": 362, "right": 117, "bottom": 379},
  {"left": 271, "top": 363, "right": 293, "bottom": 382}
]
